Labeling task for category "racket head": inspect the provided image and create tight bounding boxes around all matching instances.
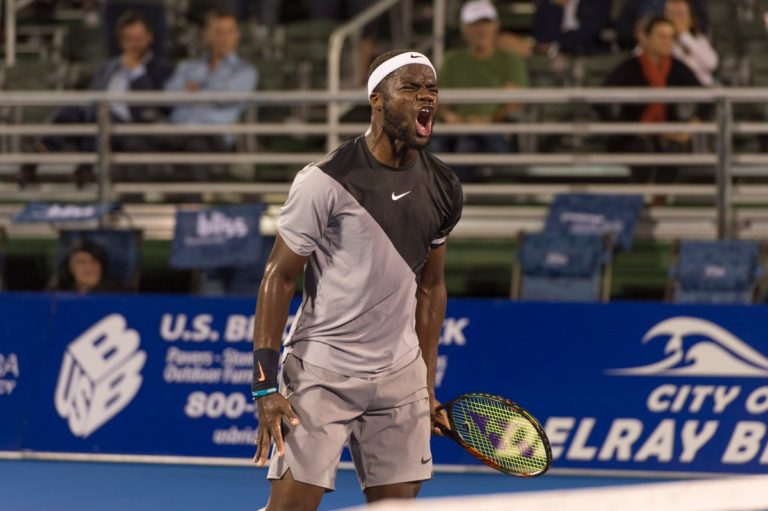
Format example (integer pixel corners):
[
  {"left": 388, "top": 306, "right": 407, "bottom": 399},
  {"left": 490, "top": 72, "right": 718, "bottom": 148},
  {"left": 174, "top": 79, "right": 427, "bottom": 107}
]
[{"left": 442, "top": 392, "right": 552, "bottom": 477}]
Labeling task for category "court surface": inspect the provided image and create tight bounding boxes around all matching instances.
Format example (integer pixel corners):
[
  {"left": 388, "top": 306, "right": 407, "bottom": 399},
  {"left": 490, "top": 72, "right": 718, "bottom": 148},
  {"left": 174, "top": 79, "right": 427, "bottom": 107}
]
[{"left": 0, "top": 459, "right": 672, "bottom": 511}]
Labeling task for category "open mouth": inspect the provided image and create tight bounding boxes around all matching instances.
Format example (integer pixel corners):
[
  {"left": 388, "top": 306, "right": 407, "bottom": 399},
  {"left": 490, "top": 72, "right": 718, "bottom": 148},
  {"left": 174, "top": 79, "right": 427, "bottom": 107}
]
[{"left": 415, "top": 107, "right": 433, "bottom": 138}]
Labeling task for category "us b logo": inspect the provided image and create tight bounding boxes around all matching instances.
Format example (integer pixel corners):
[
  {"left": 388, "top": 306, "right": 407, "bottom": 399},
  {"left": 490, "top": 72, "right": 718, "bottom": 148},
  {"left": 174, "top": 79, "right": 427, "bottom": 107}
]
[{"left": 54, "top": 314, "right": 146, "bottom": 438}]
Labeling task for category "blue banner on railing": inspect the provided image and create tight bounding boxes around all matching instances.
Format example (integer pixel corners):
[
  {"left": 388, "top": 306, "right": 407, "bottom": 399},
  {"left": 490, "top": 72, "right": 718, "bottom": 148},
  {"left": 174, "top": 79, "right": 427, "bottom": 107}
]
[
  {"left": 12, "top": 202, "right": 120, "bottom": 223},
  {"left": 0, "top": 295, "right": 52, "bottom": 451},
  {"left": 5, "top": 293, "right": 768, "bottom": 475},
  {"left": 169, "top": 204, "right": 266, "bottom": 270}
]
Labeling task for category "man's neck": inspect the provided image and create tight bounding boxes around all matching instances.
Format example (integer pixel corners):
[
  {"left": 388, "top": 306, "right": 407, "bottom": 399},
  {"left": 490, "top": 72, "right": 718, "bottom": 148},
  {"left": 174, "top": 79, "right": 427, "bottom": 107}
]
[
  {"left": 364, "top": 127, "right": 416, "bottom": 168},
  {"left": 208, "top": 52, "right": 233, "bottom": 70},
  {"left": 644, "top": 51, "right": 663, "bottom": 64},
  {"left": 469, "top": 44, "right": 494, "bottom": 60}
]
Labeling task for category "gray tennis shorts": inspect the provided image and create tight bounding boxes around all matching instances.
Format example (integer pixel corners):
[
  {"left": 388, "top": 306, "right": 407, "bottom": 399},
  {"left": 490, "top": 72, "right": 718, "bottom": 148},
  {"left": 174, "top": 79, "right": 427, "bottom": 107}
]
[{"left": 267, "top": 352, "right": 432, "bottom": 491}]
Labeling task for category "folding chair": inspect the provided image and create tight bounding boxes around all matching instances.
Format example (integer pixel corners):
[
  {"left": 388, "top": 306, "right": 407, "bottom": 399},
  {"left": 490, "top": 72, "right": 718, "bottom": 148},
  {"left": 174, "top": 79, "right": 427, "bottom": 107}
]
[
  {"left": 56, "top": 229, "right": 143, "bottom": 291},
  {"left": 169, "top": 204, "right": 270, "bottom": 296},
  {"left": 666, "top": 240, "right": 767, "bottom": 304},
  {"left": 512, "top": 231, "right": 614, "bottom": 302}
]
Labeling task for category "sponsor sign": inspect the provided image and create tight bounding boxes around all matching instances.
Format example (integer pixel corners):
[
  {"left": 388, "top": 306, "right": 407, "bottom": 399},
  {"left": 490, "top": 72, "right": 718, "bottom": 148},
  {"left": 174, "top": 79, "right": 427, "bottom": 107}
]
[
  {"left": 0, "top": 295, "right": 52, "bottom": 451},
  {"left": 12, "top": 202, "right": 120, "bottom": 223},
  {"left": 169, "top": 204, "right": 266, "bottom": 270},
  {"left": 6, "top": 294, "right": 768, "bottom": 474}
]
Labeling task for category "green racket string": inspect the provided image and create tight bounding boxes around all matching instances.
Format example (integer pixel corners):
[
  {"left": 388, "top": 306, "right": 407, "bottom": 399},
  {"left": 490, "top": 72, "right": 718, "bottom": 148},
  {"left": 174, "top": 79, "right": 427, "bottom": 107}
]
[{"left": 449, "top": 396, "right": 549, "bottom": 475}]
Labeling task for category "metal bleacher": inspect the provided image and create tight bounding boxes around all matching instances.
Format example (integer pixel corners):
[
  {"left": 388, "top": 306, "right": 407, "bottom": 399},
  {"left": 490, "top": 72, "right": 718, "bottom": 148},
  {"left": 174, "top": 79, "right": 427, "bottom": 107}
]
[{"left": 2, "top": 0, "right": 768, "bottom": 247}]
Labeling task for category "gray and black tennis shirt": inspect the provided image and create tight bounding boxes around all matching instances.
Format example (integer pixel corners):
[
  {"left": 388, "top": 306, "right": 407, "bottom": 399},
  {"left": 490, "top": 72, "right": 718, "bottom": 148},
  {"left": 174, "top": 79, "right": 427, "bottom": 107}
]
[{"left": 278, "top": 135, "right": 463, "bottom": 377}]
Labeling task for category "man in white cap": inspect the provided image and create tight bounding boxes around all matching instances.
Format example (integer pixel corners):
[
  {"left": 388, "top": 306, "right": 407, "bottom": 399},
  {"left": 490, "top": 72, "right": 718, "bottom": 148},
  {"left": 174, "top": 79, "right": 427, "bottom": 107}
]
[
  {"left": 251, "top": 49, "right": 462, "bottom": 511},
  {"left": 434, "top": 0, "right": 529, "bottom": 181}
]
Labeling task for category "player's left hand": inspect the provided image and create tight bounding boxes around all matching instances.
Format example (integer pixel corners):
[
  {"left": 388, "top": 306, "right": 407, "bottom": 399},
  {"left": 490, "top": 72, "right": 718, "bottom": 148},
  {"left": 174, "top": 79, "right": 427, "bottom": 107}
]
[{"left": 429, "top": 393, "right": 450, "bottom": 436}]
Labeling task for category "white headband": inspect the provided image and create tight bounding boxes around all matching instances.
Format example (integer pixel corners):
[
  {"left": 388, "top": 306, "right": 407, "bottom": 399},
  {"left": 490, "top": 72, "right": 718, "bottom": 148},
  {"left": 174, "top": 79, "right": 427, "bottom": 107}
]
[{"left": 367, "top": 52, "right": 436, "bottom": 96}]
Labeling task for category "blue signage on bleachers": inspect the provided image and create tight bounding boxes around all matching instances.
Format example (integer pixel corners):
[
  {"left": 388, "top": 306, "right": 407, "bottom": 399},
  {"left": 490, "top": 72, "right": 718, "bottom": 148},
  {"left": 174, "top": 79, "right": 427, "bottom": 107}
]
[
  {"left": 12, "top": 202, "right": 120, "bottom": 223},
  {"left": 169, "top": 204, "right": 266, "bottom": 270},
  {"left": 545, "top": 194, "right": 644, "bottom": 251},
  {"left": 5, "top": 293, "right": 768, "bottom": 475}
]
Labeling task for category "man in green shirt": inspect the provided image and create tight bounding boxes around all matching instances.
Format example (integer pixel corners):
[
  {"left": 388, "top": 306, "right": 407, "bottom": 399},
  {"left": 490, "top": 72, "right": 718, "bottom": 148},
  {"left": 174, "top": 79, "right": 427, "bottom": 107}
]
[{"left": 432, "top": 0, "right": 529, "bottom": 181}]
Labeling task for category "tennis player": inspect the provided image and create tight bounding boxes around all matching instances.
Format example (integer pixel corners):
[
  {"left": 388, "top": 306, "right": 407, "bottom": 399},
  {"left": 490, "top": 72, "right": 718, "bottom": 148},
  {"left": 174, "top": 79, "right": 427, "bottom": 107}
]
[{"left": 252, "top": 49, "right": 463, "bottom": 511}]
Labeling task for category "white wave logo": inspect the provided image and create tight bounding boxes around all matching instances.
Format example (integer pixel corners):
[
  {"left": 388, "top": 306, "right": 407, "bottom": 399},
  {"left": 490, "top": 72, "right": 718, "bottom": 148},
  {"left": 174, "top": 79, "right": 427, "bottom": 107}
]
[
  {"left": 608, "top": 316, "right": 768, "bottom": 377},
  {"left": 55, "top": 314, "right": 146, "bottom": 437}
]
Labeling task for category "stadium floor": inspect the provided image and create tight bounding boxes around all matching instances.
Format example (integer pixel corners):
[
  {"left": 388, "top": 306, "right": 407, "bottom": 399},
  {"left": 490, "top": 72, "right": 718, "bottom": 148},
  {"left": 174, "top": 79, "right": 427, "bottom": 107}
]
[{"left": 0, "top": 459, "right": 671, "bottom": 511}]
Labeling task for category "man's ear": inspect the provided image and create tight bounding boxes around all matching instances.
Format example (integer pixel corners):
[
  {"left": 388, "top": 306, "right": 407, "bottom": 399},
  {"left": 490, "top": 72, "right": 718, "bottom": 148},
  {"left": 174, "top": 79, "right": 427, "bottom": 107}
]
[{"left": 369, "top": 92, "right": 383, "bottom": 111}]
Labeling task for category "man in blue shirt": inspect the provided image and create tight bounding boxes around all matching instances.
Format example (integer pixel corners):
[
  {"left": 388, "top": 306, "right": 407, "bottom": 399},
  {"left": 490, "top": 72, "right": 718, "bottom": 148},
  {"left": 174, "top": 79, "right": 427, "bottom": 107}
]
[
  {"left": 18, "top": 11, "right": 172, "bottom": 188},
  {"left": 161, "top": 8, "right": 257, "bottom": 164}
]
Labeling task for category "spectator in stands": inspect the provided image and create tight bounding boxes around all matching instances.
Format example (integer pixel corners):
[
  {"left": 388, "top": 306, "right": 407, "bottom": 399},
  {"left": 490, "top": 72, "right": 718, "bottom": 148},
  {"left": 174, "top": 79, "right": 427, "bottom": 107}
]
[
  {"left": 432, "top": 0, "right": 529, "bottom": 182},
  {"left": 616, "top": 0, "right": 709, "bottom": 50},
  {"left": 532, "top": 0, "right": 613, "bottom": 55},
  {"left": 597, "top": 15, "right": 706, "bottom": 183},
  {"left": 18, "top": 11, "right": 173, "bottom": 188},
  {"left": 161, "top": 8, "right": 257, "bottom": 177},
  {"left": 664, "top": 0, "right": 718, "bottom": 86},
  {"left": 52, "top": 239, "right": 123, "bottom": 293},
  {"left": 102, "top": 0, "right": 167, "bottom": 58}
]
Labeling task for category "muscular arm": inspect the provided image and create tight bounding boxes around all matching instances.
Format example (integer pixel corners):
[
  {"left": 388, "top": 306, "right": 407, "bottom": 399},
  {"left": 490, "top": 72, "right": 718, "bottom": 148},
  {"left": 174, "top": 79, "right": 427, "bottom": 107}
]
[
  {"left": 253, "top": 234, "right": 308, "bottom": 351},
  {"left": 415, "top": 243, "right": 450, "bottom": 434},
  {"left": 253, "top": 234, "right": 308, "bottom": 466}
]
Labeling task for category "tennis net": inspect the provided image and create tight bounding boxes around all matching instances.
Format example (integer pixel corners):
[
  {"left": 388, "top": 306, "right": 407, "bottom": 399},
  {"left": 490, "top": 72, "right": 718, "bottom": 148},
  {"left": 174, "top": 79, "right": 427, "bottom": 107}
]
[{"left": 342, "top": 475, "right": 768, "bottom": 511}]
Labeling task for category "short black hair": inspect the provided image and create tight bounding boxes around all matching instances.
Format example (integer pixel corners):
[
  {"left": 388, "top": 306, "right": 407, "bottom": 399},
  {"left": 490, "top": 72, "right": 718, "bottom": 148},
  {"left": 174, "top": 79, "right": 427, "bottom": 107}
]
[
  {"left": 115, "top": 10, "right": 152, "bottom": 36},
  {"left": 642, "top": 14, "right": 674, "bottom": 36},
  {"left": 368, "top": 48, "right": 418, "bottom": 94},
  {"left": 205, "top": 7, "right": 239, "bottom": 27}
]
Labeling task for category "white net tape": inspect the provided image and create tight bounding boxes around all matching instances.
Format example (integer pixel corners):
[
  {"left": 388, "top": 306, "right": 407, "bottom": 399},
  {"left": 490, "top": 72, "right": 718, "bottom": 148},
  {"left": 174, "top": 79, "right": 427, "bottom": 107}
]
[{"left": 342, "top": 476, "right": 768, "bottom": 511}]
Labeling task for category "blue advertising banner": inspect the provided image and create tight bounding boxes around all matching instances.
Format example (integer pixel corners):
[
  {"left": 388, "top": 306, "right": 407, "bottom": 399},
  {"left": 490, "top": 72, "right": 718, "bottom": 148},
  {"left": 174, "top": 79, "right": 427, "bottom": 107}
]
[
  {"left": 23, "top": 294, "right": 275, "bottom": 458},
  {"left": 12, "top": 202, "right": 120, "bottom": 223},
  {"left": 436, "top": 300, "right": 768, "bottom": 474},
  {"left": 169, "top": 204, "right": 266, "bottom": 270},
  {"left": 6, "top": 294, "right": 768, "bottom": 475},
  {"left": 0, "top": 295, "right": 52, "bottom": 451}
]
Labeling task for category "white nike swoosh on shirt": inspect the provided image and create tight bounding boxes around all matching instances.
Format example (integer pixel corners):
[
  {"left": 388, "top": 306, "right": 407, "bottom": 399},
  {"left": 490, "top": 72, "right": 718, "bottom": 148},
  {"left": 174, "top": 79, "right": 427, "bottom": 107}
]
[{"left": 391, "top": 191, "right": 412, "bottom": 201}]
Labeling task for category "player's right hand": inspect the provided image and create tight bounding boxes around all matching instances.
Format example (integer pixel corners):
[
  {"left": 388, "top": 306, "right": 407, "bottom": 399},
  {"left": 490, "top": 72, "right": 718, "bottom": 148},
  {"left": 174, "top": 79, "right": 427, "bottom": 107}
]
[{"left": 254, "top": 393, "right": 300, "bottom": 467}]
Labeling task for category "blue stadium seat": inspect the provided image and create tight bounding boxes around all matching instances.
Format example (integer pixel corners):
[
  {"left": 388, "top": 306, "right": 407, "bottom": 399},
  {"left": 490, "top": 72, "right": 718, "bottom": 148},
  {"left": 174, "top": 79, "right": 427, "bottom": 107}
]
[
  {"left": 197, "top": 236, "right": 275, "bottom": 296},
  {"left": 513, "top": 232, "right": 613, "bottom": 302},
  {"left": 58, "top": 229, "right": 143, "bottom": 291},
  {"left": 544, "top": 193, "right": 644, "bottom": 251},
  {"left": 169, "top": 204, "right": 270, "bottom": 296},
  {"left": 669, "top": 240, "right": 766, "bottom": 304}
]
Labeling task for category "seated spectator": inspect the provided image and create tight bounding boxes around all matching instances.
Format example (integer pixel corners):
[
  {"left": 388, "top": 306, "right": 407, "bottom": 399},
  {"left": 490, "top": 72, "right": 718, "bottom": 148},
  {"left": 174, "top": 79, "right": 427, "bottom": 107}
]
[
  {"left": 596, "top": 15, "right": 706, "bottom": 183},
  {"left": 664, "top": 0, "right": 718, "bottom": 86},
  {"left": 102, "top": 0, "right": 167, "bottom": 58},
  {"left": 432, "top": 0, "right": 529, "bottom": 182},
  {"left": 162, "top": 8, "right": 257, "bottom": 164},
  {"left": 617, "top": 0, "right": 709, "bottom": 49},
  {"left": 18, "top": 11, "right": 172, "bottom": 188},
  {"left": 532, "top": 0, "right": 613, "bottom": 55},
  {"left": 51, "top": 240, "right": 124, "bottom": 293}
]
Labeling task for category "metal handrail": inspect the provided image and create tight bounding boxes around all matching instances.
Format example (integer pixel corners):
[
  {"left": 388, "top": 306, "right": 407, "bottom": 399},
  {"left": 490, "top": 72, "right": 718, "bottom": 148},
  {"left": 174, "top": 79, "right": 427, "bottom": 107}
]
[
  {"left": 5, "top": 87, "right": 768, "bottom": 104},
  {"left": 4, "top": 87, "right": 768, "bottom": 238},
  {"left": 326, "top": 0, "right": 404, "bottom": 150}
]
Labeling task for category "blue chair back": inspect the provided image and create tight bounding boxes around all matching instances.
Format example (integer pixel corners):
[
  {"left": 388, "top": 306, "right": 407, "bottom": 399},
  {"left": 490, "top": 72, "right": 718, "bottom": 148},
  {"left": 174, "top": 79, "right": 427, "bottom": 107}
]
[
  {"left": 545, "top": 194, "right": 643, "bottom": 251},
  {"left": 672, "top": 240, "right": 763, "bottom": 304},
  {"left": 170, "top": 204, "right": 266, "bottom": 270},
  {"left": 59, "top": 229, "right": 142, "bottom": 290},
  {"left": 518, "top": 232, "right": 610, "bottom": 302}
]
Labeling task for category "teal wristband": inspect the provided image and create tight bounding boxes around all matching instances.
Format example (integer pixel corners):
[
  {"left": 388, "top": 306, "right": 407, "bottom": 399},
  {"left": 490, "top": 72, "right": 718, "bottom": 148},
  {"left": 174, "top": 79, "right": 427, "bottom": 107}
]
[{"left": 252, "top": 387, "right": 278, "bottom": 400}]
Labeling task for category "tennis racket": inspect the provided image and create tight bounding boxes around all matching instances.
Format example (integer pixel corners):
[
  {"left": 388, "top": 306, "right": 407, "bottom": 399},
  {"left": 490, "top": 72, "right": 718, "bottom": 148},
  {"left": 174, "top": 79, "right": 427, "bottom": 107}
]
[{"left": 435, "top": 392, "right": 552, "bottom": 477}]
